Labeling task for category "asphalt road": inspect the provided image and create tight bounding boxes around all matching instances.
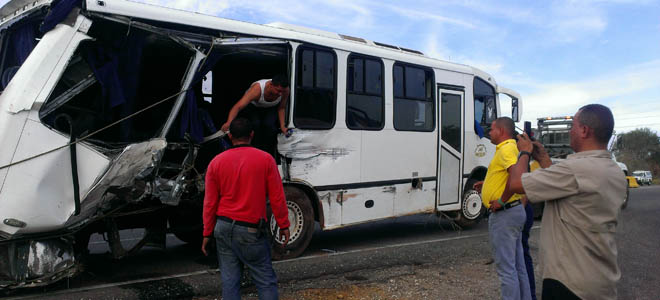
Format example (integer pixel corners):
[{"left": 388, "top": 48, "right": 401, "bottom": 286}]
[{"left": 2, "top": 185, "right": 659, "bottom": 299}]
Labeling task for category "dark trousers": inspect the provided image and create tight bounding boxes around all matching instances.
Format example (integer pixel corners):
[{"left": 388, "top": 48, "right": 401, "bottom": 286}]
[
  {"left": 542, "top": 279, "right": 581, "bottom": 300},
  {"left": 522, "top": 203, "right": 537, "bottom": 300},
  {"left": 240, "top": 105, "right": 278, "bottom": 155},
  {"left": 214, "top": 219, "right": 279, "bottom": 300}
]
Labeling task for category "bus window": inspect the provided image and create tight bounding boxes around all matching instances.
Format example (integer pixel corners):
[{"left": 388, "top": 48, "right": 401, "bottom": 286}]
[
  {"left": 346, "top": 54, "right": 384, "bottom": 130},
  {"left": 393, "top": 63, "right": 434, "bottom": 131},
  {"left": 441, "top": 93, "right": 462, "bottom": 152},
  {"left": 474, "top": 77, "right": 497, "bottom": 135},
  {"left": 294, "top": 46, "right": 336, "bottom": 129}
]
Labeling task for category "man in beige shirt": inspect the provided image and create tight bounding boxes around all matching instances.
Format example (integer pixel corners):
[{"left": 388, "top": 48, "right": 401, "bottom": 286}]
[{"left": 505, "top": 104, "right": 626, "bottom": 300}]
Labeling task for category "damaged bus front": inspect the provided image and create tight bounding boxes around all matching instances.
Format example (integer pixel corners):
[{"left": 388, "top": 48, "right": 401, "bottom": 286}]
[{"left": 0, "top": 0, "right": 234, "bottom": 289}]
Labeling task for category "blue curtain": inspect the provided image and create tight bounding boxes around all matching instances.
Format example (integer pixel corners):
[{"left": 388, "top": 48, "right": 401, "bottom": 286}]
[
  {"left": 82, "top": 31, "right": 146, "bottom": 141},
  {"left": 1, "top": 20, "right": 39, "bottom": 89},
  {"left": 11, "top": 21, "right": 38, "bottom": 65},
  {"left": 474, "top": 119, "right": 485, "bottom": 139},
  {"left": 39, "top": 0, "right": 82, "bottom": 33},
  {"left": 179, "top": 52, "right": 224, "bottom": 143}
]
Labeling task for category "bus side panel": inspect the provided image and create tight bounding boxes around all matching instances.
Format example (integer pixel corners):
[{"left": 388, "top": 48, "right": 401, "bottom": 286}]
[
  {"left": 361, "top": 130, "right": 437, "bottom": 215},
  {"left": 281, "top": 129, "right": 361, "bottom": 187},
  {"left": 0, "top": 112, "right": 109, "bottom": 236}
]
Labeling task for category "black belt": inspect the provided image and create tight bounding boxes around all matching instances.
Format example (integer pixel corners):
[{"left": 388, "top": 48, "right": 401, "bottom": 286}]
[
  {"left": 493, "top": 200, "right": 522, "bottom": 212},
  {"left": 218, "top": 216, "right": 263, "bottom": 229}
]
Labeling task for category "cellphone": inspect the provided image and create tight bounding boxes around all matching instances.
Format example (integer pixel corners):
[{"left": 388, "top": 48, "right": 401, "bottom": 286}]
[{"left": 524, "top": 121, "right": 534, "bottom": 140}]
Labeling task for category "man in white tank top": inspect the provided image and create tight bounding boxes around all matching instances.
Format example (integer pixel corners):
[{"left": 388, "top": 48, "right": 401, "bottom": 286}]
[{"left": 221, "top": 74, "right": 290, "bottom": 136}]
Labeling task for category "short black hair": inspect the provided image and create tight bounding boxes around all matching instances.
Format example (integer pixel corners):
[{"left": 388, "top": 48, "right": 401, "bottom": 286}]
[
  {"left": 271, "top": 74, "right": 290, "bottom": 88},
  {"left": 494, "top": 117, "right": 516, "bottom": 138},
  {"left": 229, "top": 118, "right": 253, "bottom": 140},
  {"left": 577, "top": 104, "right": 614, "bottom": 145}
]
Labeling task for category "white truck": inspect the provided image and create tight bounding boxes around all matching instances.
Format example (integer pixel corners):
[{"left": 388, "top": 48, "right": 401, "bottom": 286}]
[
  {"left": 535, "top": 116, "right": 630, "bottom": 209},
  {"left": 633, "top": 170, "right": 653, "bottom": 185}
]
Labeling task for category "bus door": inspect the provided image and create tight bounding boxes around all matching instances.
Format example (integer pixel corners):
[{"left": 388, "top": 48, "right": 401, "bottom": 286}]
[{"left": 436, "top": 88, "right": 465, "bottom": 210}]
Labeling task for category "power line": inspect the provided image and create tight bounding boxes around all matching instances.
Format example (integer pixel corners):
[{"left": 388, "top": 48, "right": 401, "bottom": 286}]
[
  {"left": 615, "top": 123, "right": 660, "bottom": 129},
  {"left": 616, "top": 115, "right": 660, "bottom": 121}
]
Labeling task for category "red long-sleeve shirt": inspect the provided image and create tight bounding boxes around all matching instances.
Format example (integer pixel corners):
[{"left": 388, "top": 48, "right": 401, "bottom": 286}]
[{"left": 203, "top": 145, "right": 290, "bottom": 237}]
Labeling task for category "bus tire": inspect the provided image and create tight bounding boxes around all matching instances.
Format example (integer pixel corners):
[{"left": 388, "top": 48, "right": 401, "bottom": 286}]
[
  {"left": 268, "top": 187, "right": 315, "bottom": 260},
  {"left": 169, "top": 210, "right": 202, "bottom": 245},
  {"left": 454, "top": 180, "right": 485, "bottom": 227}
]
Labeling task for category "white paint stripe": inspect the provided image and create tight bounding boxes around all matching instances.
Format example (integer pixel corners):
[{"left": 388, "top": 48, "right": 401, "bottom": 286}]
[{"left": 5, "top": 226, "right": 541, "bottom": 299}]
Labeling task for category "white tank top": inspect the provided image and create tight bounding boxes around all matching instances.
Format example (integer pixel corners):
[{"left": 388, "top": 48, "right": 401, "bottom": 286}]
[{"left": 249, "top": 79, "right": 281, "bottom": 108}]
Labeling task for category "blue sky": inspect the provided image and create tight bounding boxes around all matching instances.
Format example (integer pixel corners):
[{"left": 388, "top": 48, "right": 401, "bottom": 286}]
[{"left": 2, "top": 0, "right": 659, "bottom": 134}]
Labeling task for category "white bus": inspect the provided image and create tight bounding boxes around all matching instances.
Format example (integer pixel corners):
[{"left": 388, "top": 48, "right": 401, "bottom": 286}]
[{"left": 0, "top": 0, "right": 522, "bottom": 288}]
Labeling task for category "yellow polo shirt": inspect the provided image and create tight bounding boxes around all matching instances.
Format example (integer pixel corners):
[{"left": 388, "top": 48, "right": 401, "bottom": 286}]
[{"left": 481, "top": 139, "right": 522, "bottom": 208}]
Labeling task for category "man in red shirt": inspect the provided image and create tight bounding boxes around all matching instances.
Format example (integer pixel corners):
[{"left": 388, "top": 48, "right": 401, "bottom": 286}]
[{"left": 201, "top": 118, "right": 290, "bottom": 300}]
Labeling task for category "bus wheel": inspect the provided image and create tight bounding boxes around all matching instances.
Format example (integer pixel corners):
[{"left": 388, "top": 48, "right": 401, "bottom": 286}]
[
  {"left": 454, "top": 180, "right": 484, "bottom": 227},
  {"left": 269, "top": 187, "right": 315, "bottom": 260},
  {"left": 169, "top": 209, "right": 202, "bottom": 245}
]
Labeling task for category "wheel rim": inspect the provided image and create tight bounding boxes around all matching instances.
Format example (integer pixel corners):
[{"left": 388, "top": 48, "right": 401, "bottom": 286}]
[
  {"left": 271, "top": 200, "right": 305, "bottom": 245},
  {"left": 462, "top": 190, "right": 482, "bottom": 220}
]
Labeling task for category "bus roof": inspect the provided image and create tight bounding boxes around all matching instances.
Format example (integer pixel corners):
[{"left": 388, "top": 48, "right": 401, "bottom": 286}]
[{"left": 83, "top": 0, "right": 496, "bottom": 86}]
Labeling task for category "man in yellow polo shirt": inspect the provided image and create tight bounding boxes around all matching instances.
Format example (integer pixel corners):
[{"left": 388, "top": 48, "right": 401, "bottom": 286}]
[{"left": 475, "top": 117, "right": 531, "bottom": 300}]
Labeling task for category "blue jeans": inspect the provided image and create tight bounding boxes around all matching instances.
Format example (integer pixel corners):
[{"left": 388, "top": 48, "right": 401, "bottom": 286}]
[
  {"left": 522, "top": 203, "right": 537, "bottom": 300},
  {"left": 214, "top": 219, "right": 279, "bottom": 300},
  {"left": 489, "top": 204, "right": 532, "bottom": 300}
]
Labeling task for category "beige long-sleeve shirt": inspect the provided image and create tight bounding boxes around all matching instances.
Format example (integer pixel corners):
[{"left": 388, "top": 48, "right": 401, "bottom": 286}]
[{"left": 522, "top": 150, "right": 627, "bottom": 300}]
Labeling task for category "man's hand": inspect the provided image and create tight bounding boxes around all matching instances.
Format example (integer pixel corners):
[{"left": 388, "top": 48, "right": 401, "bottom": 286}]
[
  {"left": 279, "top": 228, "right": 290, "bottom": 246},
  {"left": 473, "top": 181, "right": 484, "bottom": 193},
  {"left": 280, "top": 127, "right": 290, "bottom": 137},
  {"left": 516, "top": 132, "right": 534, "bottom": 153},
  {"left": 531, "top": 140, "right": 552, "bottom": 167},
  {"left": 488, "top": 200, "right": 503, "bottom": 212},
  {"left": 201, "top": 237, "right": 211, "bottom": 256},
  {"left": 221, "top": 122, "right": 230, "bottom": 133}
]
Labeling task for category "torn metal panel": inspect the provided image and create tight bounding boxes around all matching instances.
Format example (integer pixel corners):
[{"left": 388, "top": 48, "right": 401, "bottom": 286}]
[
  {"left": 319, "top": 191, "right": 341, "bottom": 229},
  {"left": 64, "top": 139, "right": 167, "bottom": 227},
  {"left": 152, "top": 143, "right": 198, "bottom": 206},
  {"left": 277, "top": 129, "right": 360, "bottom": 187},
  {"left": 0, "top": 238, "right": 76, "bottom": 289},
  {"left": 277, "top": 130, "right": 351, "bottom": 160}
]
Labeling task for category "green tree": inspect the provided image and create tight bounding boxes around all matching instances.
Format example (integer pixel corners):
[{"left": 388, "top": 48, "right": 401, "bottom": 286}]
[{"left": 616, "top": 128, "right": 660, "bottom": 176}]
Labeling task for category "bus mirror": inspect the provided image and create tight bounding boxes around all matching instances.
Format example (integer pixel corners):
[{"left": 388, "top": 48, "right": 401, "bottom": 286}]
[{"left": 512, "top": 98, "right": 520, "bottom": 122}]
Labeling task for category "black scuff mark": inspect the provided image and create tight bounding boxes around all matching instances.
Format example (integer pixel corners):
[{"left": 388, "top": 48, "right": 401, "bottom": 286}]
[{"left": 121, "top": 278, "right": 194, "bottom": 300}]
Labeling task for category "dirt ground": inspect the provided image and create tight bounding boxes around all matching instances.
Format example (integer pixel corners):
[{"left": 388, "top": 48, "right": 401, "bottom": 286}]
[{"left": 196, "top": 253, "right": 541, "bottom": 300}]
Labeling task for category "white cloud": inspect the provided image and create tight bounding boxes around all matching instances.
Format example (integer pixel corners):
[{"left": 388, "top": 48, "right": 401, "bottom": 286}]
[
  {"left": 422, "top": 33, "right": 452, "bottom": 61},
  {"left": 519, "top": 60, "right": 660, "bottom": 133},
  {"left": 380, "top": 4, "right": 476, "bottom": 29},
  {"left": 134, "top": 0, "right": 374, "bottom": 30}
]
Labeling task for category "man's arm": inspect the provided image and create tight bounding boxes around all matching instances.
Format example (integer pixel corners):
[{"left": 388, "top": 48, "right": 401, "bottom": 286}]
[
  {"left": 266, "top": 157, "right": 291, "bottom": 245},
  {"left": 201, "top": 164, "right": 220, "bottom": 256},
  {"left": 507, "top": 133, "right": 549, "bottom": 194},
  {"left": 277, "top": 89, "right": 289, "bottom": 135},
  {"left": 221, "top": 84, "right": 261, "bottom": 132},
  {"left": 506, "top": 154, "right": 531, "bottom": 195}
]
